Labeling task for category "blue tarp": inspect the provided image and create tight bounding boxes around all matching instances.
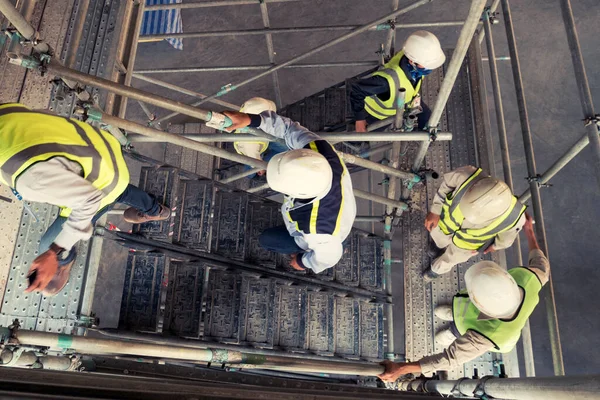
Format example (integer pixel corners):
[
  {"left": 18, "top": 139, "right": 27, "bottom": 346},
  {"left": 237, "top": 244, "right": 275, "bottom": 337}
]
[{"left": 141, "top": 0, "right": 183, "bottom": 50}]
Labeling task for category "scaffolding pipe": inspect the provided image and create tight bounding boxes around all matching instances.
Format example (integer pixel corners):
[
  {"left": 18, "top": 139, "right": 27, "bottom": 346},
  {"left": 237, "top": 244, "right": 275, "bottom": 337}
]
[
  {"left": 519, "top": 131, "right": 591, "bottom": 202},
  {"left": 64, "top": 0, "right": 90, "bottom": 68},
  {"left": 483, "top": 11, "right": 534, "bottom": 377},
  {"left": 501, "top": 0, "right": 564, "bottom": 376},
  {"left": 559, "top": 0, "right": 600, "bottom": 189},
  {"left": 418, "top": 375, "right": 600, "bottom": 399},
  {"left": 384, "top": 0, "right": 400, "bottom": 56},
  {"left": 99, "top": 112, "right": 265, "bottom": 168},
  {"left": 135, "top": 61, "right": 380, "bottom": 74},
  {"left": 12, "top": 329, "right": 383, "bottom": 376},
  {"left": 118, "top": 1, "right": 145, "bottom": 119},
  {"left": 138, "top": 20, "right": 467, "bottom": 42},
  {"left": 258, "top": 0, "right": 282, "bottom": 108},
  {"left": 411, "top": 0, "right": 487, "bottom": 171},
  {"left": 354, "top": 189, "right": 408, "bottom": 210},
  {"left": 155, "top": 0, "right": 436, "bottom": 124},
  {"left": 219, "top": 168, "right": 263, "bottom": 183},
  {"left": 354, "top": 216, "right": 383, "bottom": 223},
  {"left": 382, "top": 142, "right": 401, "bottom": 360},
  {"left": 128, "top": 131, "right": 453, "bottom": 143},
  {"left": 0, "top": 0, "right": 44, "bottom": 52},
  {"left": 146, "top": 0, "right": 301, "bottom": 11},
  {"left": 132, "top": 74, "right": 240, "bottom": 110}
]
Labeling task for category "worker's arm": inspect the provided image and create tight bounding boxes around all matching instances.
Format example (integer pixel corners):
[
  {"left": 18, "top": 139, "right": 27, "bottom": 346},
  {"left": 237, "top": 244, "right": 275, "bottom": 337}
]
[
  {"left": 224, "top": 110, "right": 320, "bottom": 150},
  {"left": 425, "top": 165, "right": 478, "bottom": 232},
  {"left": 296, "top": 234, "right": 344, "bottom": 273},
  {"left": 379, "top": 331, "right": 495, "bottom": 381},
  {"left": 523, "top": 213, "right": 550, "bottom": 285},
  {"left": 16, "top": 158, "right": 105, "bottom": 293},
  {"left": 15, "top": 158, "right": 104, "bottom": 250},
  {"left": 349, "top": 76, "right": 390, "bottom": 121},
  {"left": 492, "top": 212, "right": 526, "bottom": 251}
]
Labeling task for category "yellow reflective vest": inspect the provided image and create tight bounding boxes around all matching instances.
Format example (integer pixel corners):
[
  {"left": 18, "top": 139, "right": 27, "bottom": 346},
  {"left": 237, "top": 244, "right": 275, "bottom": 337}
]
[
  {"left": 232, "top": 129, "right": 269, "bottom": 156},
  {"left": 438, "top": 168, "right": 526, "bottom": 251},
  {"left": 453, "top": 267, "right": 542, "bottom": 353},
  {"left": 0, "top": 103, "right": 130, "bottom": 217},
  {"left": 364, "top": 51, "right": 422, "bottom": 120}
]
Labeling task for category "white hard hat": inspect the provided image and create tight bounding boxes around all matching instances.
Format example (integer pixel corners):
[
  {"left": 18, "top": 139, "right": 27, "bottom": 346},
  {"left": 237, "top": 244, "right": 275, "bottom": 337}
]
[
  {"left": 240, "top": 97, "right": 276, "bottom": 114},
  {"left": 460, "top": 177, "right": 513, "bottom": 224},
  {"left": 233, "top": 97, "right": 276, "bottom": 157},
  {"left": 402, "top": 30, "right": 446, "bottom": 70},
  {"left": 235, "top": 142, "right": 263, "bottom": 160},
  {"left": 266, "top": 149, "right": 333, "bottom": 199},
  {"left": 465, "top": 261, "right": 522, "bottom": 319}
]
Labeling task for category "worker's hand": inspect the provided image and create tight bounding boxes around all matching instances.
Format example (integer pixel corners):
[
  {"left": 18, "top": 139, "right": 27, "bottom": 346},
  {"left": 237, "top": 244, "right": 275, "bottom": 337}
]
[
  {"left": 424, "top": 212, "right": 440, "bottom": 232},
  {"left": 524, "top": 212, "right": 534, "bottom": 233},
  {"left": 355, "top": 120, "right": 368, "bottom": 132},
  {"left": 257, "top": 170, "right": 266, "bottom": 176},
  {"left": 223, "top": 111, "right": 251, "bottom": 132},
  {"left": 24, "top": 249, "right": 59, "bottom": 293},
  {"left": 378, "top": 360, "right": 410, "bottom": 382},
  {"left": 289, "top": 254, "right": 305, "bottom": 271},
  {"left": 483, "top": 245, "right": 496, "bottom": 255}
]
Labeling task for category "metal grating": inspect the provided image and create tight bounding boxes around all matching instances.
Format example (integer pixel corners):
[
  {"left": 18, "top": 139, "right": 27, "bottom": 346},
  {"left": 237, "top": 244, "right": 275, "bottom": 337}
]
[
  {"left": 307, "top": 292, "right": 334, "bottom": 355},
  {"left": 334, "top": 297, "right": 360, "bottom": 359},
  {"left": 164, "top": 261, "right": 205, "bottom": 337},
  {"left": 245, "top": 199, "right": 281, "bottom": 268},
  {"left": 359, "top": 302, "right": 384, "bottom": 360},
  {"left": 239, "top": 277, "right": 276, "bottom": 348},
  {"left": 274, "top": 284, "right": 308, "bottom": 351},
  {"left": 204, "top": 270, "right": 242, "bottom": 343},
  {"left": 211, "top": 187, "right": 248, "bottom": 260},
  {"left": 119, "top": 253, "right": 167, "bottom": 333},
  {"left": 173, "top": 180, "right": 213, "bottom": 251}
]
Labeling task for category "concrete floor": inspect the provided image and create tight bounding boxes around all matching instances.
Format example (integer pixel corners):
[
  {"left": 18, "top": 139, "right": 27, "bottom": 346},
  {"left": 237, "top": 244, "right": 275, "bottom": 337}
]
[{"left": 127, "top": 0, "right": 600, "bottom": 376}]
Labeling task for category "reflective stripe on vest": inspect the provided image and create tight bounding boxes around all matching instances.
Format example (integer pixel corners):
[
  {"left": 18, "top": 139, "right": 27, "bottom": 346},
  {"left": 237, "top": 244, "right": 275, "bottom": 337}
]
[
  {"left": 452, "top": 267, "right": 543, "bottom": 353},
  {"left": 232, "top": 128, "right": 269, "bottom": 155},
  {"left": 0, "top": 103, "right": 130, "bottom": 217},
  {"left": 364, "top": 51, "right": 422, "bottom": 120},
  {"left": 438, "top": 168, "right": 527, "bottom": 251},
  {"left": 286, "top": 140, "right": 346, "bottom": 235}
]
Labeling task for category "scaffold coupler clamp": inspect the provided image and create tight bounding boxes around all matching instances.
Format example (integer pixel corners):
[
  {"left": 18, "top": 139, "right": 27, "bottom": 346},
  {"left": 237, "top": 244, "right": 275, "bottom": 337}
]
[
  {"left": 483, "top": 6, "right": 499, "bottom": 24},
  {"left": 526, "top": 174, "right": 552, "bottom": 188},
  {"left": 216, "top": 83, "right": 236, "bottom": 97},
  {"left": 450, "top": 377, "right": 470, "bottom": 397},
  {"left": 206, "top": 111, "right": 233, "bottom": 131},
  {"left": 583, "top": 114, "right": 600, "bottom": 128},
  {"left": 473, "top": 375, "right": 495, "bottom": 399}
]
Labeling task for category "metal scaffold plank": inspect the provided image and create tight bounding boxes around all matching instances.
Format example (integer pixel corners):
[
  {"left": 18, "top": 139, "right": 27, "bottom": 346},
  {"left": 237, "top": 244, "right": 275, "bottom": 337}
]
[{"left": 164, "top": 261, "right": 205, "bottom": 337}]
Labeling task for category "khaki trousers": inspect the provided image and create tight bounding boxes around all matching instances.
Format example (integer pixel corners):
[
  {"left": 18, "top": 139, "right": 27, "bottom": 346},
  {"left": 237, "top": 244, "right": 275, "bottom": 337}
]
[{"left": 429, "top": 225, "right": 476, "bottom": 275}]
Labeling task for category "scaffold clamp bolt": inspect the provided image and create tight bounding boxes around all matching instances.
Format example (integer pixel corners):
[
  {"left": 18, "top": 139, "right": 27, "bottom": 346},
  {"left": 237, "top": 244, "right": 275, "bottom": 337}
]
[
  {"left": 583, "top": 115, "right": 600, "bottom": 127},
  {"left": 526, "top": 174, "right": 552, "bottom": 188}
]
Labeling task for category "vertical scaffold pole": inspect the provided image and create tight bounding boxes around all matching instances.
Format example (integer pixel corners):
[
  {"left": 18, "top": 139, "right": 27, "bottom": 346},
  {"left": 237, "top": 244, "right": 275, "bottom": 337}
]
[
  {"left": 411, "top": 0, "right": 487, "bottom": 172},
  {"left": 502, "top": 0, "right": 565, "bottom": 376}
]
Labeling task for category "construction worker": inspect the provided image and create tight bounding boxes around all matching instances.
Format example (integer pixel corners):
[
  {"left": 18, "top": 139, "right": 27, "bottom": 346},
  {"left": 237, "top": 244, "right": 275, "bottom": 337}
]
[
  {"left": 379, "top": 213, "right": 547, "bottom": 380},
  {"left": 350, "top": 30, "right": 446, "bottom": 132},
  {"left": 0, "top": 103, "right": 171, "bottom": 296},
  {"left": 224, "top": 109, "right": 356, "bottom": 273},
  {"left": 423, "top": 165, "right": 526, "bottom": 282},
  {"left": 232, "top": 97, "right": 287, "bottom": 177}
]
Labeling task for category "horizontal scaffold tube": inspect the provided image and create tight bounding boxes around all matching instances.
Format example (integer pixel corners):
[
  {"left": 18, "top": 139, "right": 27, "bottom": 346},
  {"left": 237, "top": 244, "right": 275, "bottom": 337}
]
[
  {"left": 98, "top": 112, "right": 421, "bottom": 182},
  {"left": 128, "top": 131, "right": 453, "bottom": 143},
  {"left": 13, "top": 330, "right": 384, "bottom": 376}
]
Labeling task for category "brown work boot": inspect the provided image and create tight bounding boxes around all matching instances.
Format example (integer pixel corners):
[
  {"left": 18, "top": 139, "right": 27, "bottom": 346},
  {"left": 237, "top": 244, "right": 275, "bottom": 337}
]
[
  {"left": 42, "top": 259, "right": 75, "bottom": 297},
  {"left": 123, "top": 204, "right": 171, "bottom": 224}
]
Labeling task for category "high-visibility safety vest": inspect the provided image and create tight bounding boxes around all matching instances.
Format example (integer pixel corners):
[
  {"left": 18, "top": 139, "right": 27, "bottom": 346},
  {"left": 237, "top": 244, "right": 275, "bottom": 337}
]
[
  {"left": 364, "top": 51, "right": 422, "bottom": 120},
  {"left": 0, "top": 103, "right": 130, "bottom": 218},
  {"left": 286, "top": 140, "right": 347, "bottom": 236},
  {"left": 453, "top": 267, "right": 542, "bottom": 353},
  {"left": 438, "top": 168, "right": 526, "bottom": 251},
  {"left": 232, "top": 129, "right": 269, "bottom": 156}
]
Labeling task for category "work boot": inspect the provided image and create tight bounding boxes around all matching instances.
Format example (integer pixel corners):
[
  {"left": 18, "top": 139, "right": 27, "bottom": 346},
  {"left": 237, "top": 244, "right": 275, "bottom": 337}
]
[
  {"left": 422, "top": 266, "right": 440, "bottom": 283},
  {"left": 42, "top": 249, "right": 77, "bottom": 297},
  {"left": 427, "top": 240, "right": 444, "bottom": 259},
  {"left": 435, "top": 328, "right": 456, "bottom": 346},
  {"left": 123, "top": 204, "right": 171, "bottom": 224},
  {"left": 434, "top": 305, "right": 453, "bottom": 321}
]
